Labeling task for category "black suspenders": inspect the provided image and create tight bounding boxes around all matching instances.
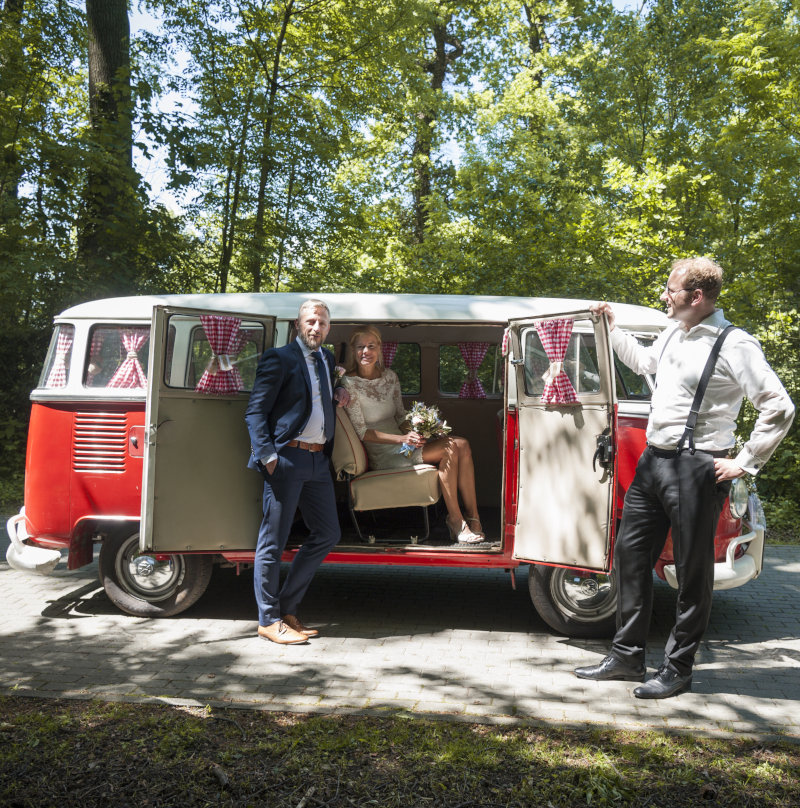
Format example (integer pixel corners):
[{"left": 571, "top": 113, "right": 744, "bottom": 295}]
[{"left": 674, "top": 325, "right": 737, "bottom": 454}]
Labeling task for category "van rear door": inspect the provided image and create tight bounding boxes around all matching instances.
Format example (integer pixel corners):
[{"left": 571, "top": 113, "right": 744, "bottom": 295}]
[
  {"left": 507, "top": 311, "right": 616, "bottom": 570},
  {"left": 141, "top": 305, "right": 275, "bottom": 553}
]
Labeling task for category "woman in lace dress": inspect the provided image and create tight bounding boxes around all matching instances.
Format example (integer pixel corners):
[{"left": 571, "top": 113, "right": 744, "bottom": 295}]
[{"left": 340, "top": 325, "right": 484, "bottom": 544}]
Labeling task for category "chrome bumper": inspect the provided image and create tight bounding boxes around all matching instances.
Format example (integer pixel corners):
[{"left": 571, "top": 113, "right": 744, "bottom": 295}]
[
  {"left": 663, "top": 493, "right": 766, "bottom": 592},
  {"left": 5, "top": 509, "right": 62, "bottom": 575}
]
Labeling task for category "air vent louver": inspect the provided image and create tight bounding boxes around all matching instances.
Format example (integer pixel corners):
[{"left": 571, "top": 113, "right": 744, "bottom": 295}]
[{"left": 73, "top": 412, "right": 127, "bottom": 472}]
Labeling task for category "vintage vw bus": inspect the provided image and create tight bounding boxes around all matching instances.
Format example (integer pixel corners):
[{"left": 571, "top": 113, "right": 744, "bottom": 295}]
[{"left": 5, "top": 293, "right": 765, "bottom": 637}]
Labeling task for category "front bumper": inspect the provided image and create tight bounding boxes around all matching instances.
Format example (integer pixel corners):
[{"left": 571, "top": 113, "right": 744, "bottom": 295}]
[
  {"left": 5, "top": 509, "right": 62, "bottom": 575},
  {"left": 663, "top": 493, "right": 766, "bottom": 592}
]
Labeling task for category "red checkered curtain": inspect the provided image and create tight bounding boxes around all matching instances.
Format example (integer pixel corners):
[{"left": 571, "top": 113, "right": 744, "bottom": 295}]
[
  {"left": 45, "top": 326, "right": 74, "bottom": 388},
  {"left": 382, "top": 342, "right": 398, "bottom": 368},
  {"left": 108, "top": 328, "right": 149, "bottom": 389},
  {"left": 89, "top": 330, "right": 105, "bottom": 363},
  {"left": 458, "top": 342, "right": 489, "bottom": 398},
  {"left": 196, "top": 315, "right": 244, "bottom": 394},
  {"left": 534, "top": 319, "right": 578, "bottom": 404},
  {"left": 86, "top": 330, "right": 106, "bottom": 387}
]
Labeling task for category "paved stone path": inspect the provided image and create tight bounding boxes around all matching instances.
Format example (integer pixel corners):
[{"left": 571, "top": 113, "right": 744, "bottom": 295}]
[{"left": 1, "top": 527, "right": 798, "bottom": 740}]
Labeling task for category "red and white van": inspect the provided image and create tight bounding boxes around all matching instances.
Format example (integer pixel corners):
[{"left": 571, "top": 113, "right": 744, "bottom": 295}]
[{"left": 6, "top": 293, "right": 765, "bottom": 637}]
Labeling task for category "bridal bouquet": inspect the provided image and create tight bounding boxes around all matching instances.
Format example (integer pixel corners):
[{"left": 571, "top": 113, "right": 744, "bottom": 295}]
[{"left": 399, "top": 401, "right": 452, "bottom": 457}]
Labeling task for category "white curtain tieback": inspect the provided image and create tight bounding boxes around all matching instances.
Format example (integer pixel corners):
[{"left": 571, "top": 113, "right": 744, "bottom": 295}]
[
  {"left": 205, "top": 354, "right": 233, "bottom": 374},
  {"left": 542, "top": 361, "right": 563, "bottom": 383}
]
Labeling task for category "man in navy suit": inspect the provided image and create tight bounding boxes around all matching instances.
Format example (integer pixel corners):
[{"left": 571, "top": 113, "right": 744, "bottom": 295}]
[{"left": 245, "top": 299, "right": 346, "bottom": 644}]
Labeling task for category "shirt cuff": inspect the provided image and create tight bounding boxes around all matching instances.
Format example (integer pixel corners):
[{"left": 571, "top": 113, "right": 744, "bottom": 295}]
[
  {"left": 733, "top": 449, "right": 762, "bottom": 477},
  {"left": 261, "top": 453, "right": 278, "bottom": 466}
]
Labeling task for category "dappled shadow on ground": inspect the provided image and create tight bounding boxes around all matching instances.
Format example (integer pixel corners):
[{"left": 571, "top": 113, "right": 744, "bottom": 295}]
[{"left": 1, "top": 541, "right": 799, "bottom": 738}]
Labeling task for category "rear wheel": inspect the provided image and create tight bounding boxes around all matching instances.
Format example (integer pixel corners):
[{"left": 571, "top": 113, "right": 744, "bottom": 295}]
[
  {"left": 528, "top": 565, "right": 617, "bottom": 638},
  {"left": 99, "top": 532, "right": 213, "bottom": 617}
]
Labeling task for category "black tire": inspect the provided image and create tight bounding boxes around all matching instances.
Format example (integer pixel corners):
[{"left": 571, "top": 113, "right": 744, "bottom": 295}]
[
  {"left": 99, "top": 532, "right": 213, "bottom": 617},
  {"left": 528, "top": 564, "right": 617, "bottom": 638}
]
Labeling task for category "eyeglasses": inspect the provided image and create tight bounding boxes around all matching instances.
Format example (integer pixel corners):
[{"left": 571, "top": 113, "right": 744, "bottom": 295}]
[{"left": 663, "top": 285, "right": 694, "bottom": 298}]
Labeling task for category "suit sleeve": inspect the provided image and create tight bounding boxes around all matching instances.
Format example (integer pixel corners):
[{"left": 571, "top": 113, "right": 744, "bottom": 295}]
[{"left": 245, "top": 348, "right": 285, "bottom": 464}]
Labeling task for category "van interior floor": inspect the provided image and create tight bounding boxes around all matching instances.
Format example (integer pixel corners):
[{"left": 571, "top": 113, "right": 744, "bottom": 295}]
[{"left": 287, "top": 504, "right": 503, "bottom": 552}]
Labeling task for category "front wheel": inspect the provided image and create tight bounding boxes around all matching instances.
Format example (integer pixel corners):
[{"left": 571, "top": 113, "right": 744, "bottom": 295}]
[
  {"left": 99, "top": 532, "right": 213, "bottom": 617},
  {"left": 528, "top": 565, "right": 617, "bottom": 638}
]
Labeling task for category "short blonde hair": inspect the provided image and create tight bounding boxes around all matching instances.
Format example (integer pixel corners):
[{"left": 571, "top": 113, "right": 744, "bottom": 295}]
[
  {"left": 297, "top": 298, "right": 330, "bottom": 319},
  {"left": 671, "top": 257, "right": 723, "bottom": 302},
  {"left": 345, "top": 325, "right": 384, "bottom": 375}
]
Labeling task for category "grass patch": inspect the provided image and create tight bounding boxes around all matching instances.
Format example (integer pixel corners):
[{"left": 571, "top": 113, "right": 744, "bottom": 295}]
[{"left": 0, "top": 696, "right": 798, "bottom": 806}]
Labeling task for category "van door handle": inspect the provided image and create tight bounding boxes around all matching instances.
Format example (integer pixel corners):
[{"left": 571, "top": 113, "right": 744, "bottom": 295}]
[{"left": 592, "top": 429, "right": 614, "bottom": 472}]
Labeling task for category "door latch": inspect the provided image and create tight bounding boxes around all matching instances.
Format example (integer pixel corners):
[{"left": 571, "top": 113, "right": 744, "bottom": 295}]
[{"left": 592, "top": 428, "right": 614, "bottom": 472}]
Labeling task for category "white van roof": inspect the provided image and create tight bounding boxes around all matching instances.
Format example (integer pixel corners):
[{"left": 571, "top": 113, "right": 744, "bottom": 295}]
[{"left": 58, "top": 292, "right": 668, "bottom": 330}]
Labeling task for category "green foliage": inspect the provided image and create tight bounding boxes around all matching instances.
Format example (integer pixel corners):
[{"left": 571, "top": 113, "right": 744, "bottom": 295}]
[{"left": 1, "top": 0, "right": 798, "bottom": 507}]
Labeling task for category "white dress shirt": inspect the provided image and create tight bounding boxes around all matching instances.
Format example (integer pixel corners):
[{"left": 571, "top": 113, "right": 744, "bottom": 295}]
[
  {"left": 261, "top": 339, "right": 332, "bottom": 466},
  {"left": 611, "top": 309, "right": 795, "bottom": 475},
  {"left": 295, "top": 338, "right": 331, "bottom": 445}
]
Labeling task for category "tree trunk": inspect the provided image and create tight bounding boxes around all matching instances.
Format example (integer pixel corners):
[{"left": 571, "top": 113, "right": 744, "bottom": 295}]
[
  {"left": 247, "top": 0, "right": 294, "bottom": 292},
  {"left": 411, "top": 18, "right": 462, "bottom": 244},
  {"left": 274, "top": 157, "right": 296, "bottom": 292},
  {"left": 522, "top": 3, "right": 545, "bottom": 87},
  {"left": 78, "top": 0, "right": 139, "bottom": 295},
  {"left": 0, "top": 0, "right": 24, "bottom": 227},
  {"left": 218, "top": 86, "right": 254, "bottom": 293}
]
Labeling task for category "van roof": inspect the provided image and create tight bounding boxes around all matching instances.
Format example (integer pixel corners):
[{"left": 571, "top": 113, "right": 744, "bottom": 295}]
[{"left": 58, "top": 292, "right": 668, "bottom": 330}]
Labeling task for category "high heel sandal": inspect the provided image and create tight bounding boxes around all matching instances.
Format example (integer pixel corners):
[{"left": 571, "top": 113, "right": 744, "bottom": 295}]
[
  {"left": 465, "top": 517, "right": 485, "bottom": 540},
  {"left": 446, "top": 517, "right": 483, "bottom": 544}
]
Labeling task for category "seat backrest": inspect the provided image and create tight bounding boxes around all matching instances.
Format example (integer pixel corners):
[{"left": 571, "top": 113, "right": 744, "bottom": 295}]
[{"left": 332, "top": 407, "right": 368, "bottom": 478}]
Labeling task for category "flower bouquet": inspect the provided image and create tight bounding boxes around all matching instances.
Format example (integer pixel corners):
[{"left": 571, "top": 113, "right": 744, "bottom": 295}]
[{"left": 399, "top": 401, "right": 452, "bottom": 457}]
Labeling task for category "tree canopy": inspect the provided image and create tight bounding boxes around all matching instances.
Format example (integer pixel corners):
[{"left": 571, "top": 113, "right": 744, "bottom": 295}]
[{"left": 0, "top": 0, "right": 797, "bottom": 510}]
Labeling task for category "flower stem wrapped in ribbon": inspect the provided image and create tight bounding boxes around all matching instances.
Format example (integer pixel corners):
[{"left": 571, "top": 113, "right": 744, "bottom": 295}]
[{"left": 399, "top": 401, "right": 452, "bottom": 457}]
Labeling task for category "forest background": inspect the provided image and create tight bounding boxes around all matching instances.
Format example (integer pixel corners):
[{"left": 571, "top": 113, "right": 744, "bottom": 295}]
[{"left": 0, "top": 0, "right": 797, "bottom": 526}]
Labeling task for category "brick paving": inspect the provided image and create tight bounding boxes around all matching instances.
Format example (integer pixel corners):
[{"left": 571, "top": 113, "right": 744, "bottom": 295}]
[{"left": 1, "top": 525, "right": 799, "bottom": 740}]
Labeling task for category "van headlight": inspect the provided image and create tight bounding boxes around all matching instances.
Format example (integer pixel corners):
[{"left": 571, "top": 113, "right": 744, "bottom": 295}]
[{"left": 729, "top": 477, "right": 749, "bottom": 519}]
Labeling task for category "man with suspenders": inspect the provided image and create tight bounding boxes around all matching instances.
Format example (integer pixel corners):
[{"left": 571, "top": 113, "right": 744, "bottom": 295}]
[{"left": 576, "top": 258, "right": 794, "bottom": 698}]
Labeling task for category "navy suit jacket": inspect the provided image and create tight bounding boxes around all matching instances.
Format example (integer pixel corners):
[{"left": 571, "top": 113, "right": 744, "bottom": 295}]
[{"left": 245, "top": 340, "right": 337, "bottom": 470}]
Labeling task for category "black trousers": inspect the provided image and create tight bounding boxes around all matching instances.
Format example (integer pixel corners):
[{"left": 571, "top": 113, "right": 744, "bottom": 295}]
[{"left": 611, "top": 447, "right": 731, "bottom": 676}]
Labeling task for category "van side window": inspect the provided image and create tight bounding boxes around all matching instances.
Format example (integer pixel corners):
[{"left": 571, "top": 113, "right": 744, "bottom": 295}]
[
  {"left": 614, "top": 337, "right": 654, "bottom": 401},
  {"left": 438, "top": 343, "right": 502, "bottom": 397},
  {"left": 522, "top": 323, "right": 601, "bottom": 397},
  {"left": 40, "top": 324, "right": 75, "bottom": 388},
  {"left": 84, "top": 325, "right": 150, "bottom": 389},
  {"left": 387, "top": 343, "right": 421, "bottom": 395},
  {"left": 164, "top": 315, "right": 265, "bottom": 392}
]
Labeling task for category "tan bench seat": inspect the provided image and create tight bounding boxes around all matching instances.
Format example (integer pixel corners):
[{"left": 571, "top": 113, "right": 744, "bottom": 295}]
[{"left": 332, "top": 408, "right": 441, "bottom": 539}]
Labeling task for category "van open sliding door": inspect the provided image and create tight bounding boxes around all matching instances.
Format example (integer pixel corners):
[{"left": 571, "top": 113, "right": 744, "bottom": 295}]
[
  {"left": 507, "top": 311, "right": 617, "bottom": 571},
  {"left": 141, "top": 306, "right": 275, "bottom": 553}
]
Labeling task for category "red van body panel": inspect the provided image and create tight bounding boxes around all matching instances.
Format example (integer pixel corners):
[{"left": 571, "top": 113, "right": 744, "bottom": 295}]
[{"left": 24, "top": 402, "right": 145, "bottom": 558}]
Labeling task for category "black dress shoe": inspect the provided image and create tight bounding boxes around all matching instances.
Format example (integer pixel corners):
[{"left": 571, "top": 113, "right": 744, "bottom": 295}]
[
  {"left": 574, "top": 654, "right": 646, "bottom": 682},
  {"left": 633, "top": 665, "right": 692, "bottom": 699}
]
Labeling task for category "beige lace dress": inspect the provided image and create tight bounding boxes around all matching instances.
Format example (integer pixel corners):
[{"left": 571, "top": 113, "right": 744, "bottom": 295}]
[{"left": 341, "top": 369, "right": 424, "bottom": 469}]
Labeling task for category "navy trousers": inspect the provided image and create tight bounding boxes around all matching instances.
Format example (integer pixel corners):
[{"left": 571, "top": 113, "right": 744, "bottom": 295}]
[
  {"left": 611, "top": 447, "right": 731, "bottom": 676},
  {"left": 253, "top": 446, "right": 341, "bottom": 626}
]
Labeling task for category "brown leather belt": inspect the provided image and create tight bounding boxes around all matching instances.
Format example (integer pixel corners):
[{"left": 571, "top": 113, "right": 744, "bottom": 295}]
[{"left": 286, "top": 439, "right": 325, "bottom": 452}]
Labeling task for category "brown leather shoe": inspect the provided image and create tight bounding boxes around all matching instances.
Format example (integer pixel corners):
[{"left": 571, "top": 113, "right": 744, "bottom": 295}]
[
  {"left": 257, "top": 620, "right": 308, "bottom": 644},
  {"left": 281, "top": 614, "right": 319, "bottom": 637}
]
